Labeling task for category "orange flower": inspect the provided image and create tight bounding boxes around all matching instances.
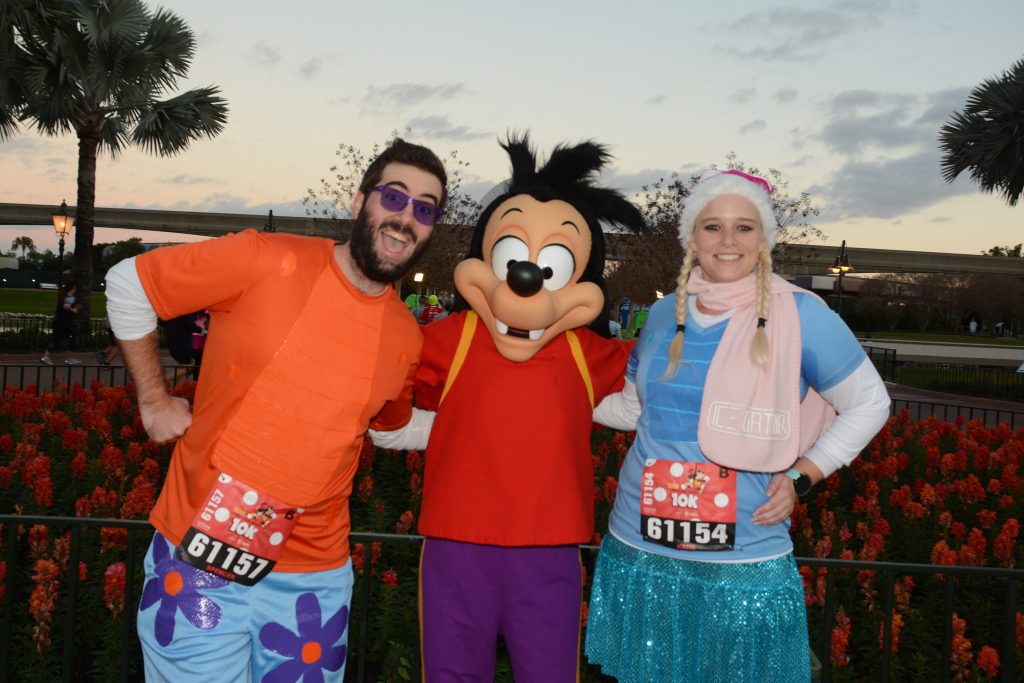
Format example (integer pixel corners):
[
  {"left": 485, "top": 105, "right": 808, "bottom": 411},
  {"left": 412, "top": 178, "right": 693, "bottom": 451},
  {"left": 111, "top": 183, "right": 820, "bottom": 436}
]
[
  {"left": 100, "top": 527, "right": 128, "bottom": 554},
  {"left": 878, "top": 611, "right": 904, "bottom": 653},
  {"left": 357, "top": 475, "right": 374, "bottom": 503},
  {"left": 405, "top": 450, "right": 422, "bottom": 473},
  {"left": 29, "top": 558, "right": 61, "bottom": 652},
  {"left": 950, "top": 612, "right": 973, "bottom": 683},
  {"left": 976, "top": 645, "right": 999, "bottom": 678},
  {"left": 104, "top": 562, "right": 127, "bottom": 616},
  {"left": 602, "top": 476, "right": 618, "bottom": 506},
  {"left": 351, "top": 543, "right": 365, "bottom": 575},
  {"left": 394, "top": 510, "right": 414, "bottom": 534},
  {"left": 830, "top": 607, "right": 851, "bottom": 667}
]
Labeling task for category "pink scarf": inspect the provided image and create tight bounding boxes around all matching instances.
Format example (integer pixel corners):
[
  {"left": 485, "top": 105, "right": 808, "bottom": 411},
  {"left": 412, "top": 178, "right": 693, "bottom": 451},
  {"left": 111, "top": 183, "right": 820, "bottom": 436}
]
[{"left": 687, "top": 267, "right": 835, "bottom": 472}]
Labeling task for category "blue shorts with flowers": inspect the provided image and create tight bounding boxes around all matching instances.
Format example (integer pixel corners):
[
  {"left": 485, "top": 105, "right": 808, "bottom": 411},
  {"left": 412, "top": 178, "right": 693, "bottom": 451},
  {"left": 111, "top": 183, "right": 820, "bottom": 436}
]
[{"left": 137, "top": 532, "right": 353, "bottom": 683}]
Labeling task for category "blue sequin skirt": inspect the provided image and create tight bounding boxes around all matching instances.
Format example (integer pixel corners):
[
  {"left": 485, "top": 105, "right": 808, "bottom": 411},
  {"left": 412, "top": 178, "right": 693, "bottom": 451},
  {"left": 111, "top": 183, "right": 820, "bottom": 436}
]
[{"left": 585, "top": 534, "right": 810, "bottom": 683}]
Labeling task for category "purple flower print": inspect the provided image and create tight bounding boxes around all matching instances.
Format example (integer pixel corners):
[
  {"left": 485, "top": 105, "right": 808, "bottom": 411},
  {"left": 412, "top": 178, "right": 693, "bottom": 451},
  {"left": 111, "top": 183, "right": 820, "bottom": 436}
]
[
  {"left": 259, "top": 593, "right": 348, "bottom": 683},
  {"left": 139, "top": 534, "right": 230, "bottom": 646}
]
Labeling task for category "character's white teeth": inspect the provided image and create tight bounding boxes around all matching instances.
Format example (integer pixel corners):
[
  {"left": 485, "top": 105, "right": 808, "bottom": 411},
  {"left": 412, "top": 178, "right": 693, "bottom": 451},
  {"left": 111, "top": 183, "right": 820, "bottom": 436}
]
[
  {"left": 495, "top": 319, "right": 545, "bottom": 340},
  {"left": 717, "top": 254, "right": 741, "bottom": 260}
]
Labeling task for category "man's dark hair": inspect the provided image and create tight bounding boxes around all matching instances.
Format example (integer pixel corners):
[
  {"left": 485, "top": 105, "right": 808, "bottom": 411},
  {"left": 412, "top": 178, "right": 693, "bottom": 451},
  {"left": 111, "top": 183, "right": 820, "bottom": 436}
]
[{"left": 359, "top": 138, "right": 449, "bottom": 209}]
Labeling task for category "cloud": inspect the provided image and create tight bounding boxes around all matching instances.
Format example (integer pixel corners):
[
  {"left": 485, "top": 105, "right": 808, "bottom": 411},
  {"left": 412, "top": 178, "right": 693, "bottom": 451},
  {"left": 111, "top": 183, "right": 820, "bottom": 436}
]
[
  {"left": 403, "top": 115, "right": 490, "bottom": 142},
  {"left": 715, "top": 1, "right": 895, "bottom": 61},
  {"left": 916, "top": 87, "right": 971, "bottom": 127},
  {"left": 829, "top": 89, "right": 914, "bottom": 113},
  {"left": 299, "top": 57, "right": 325, "bottom": 79},
  {"left": 740, "top": 120, "right": 768, "bottom": 134},
  {"left": 0, "top": 136, "right": 52, "bottom": 160},
  {"left": 820, "top": 88, "right": 964, "bottom": 155},
  {"left": 364, "top": 83, "right": 469, "bottom": 111},
  {"left": 158, "top": 174, "right": 217, "bottom": 186},
  {"left": 730, "top": 87, "right": 757, "bottom": 104},
  {"left": 647, "top": 95, "right": 668, "bottom": 105},
  {"left": 251, "top": 41, "right": 281, "bottom": 66},
  {"left": 772, "top": 88, "right": 799, "bottom": 104},
  {"left": 811, "top": 149, "right": 977, "bottom": 221}
]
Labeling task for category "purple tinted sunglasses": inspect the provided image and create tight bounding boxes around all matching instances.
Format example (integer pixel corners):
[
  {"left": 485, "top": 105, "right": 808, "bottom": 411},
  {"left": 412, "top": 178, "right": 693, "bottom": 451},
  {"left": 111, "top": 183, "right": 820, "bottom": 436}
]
[{"left": 372, "top": 185, "right": 444, "bottom": 226}]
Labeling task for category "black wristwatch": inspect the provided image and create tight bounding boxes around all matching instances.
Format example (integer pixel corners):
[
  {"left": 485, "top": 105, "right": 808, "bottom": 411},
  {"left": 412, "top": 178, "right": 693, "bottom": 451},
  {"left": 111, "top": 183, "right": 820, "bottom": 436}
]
[{"left": 786, "top": 468, "right": 813, "bottom": 497}]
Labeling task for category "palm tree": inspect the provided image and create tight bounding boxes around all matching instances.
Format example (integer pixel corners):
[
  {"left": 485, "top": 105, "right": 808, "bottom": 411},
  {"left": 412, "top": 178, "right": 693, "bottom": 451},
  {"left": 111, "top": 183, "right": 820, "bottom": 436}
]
[
  {"left": 10, "top": 235, "right": 36, "bottom": 259},
  {"left": 0, "top": 0, "right": 228, "bottom": 314},
  {"left": 939, "top": 56, "right": 1024, "bottom": 206}
]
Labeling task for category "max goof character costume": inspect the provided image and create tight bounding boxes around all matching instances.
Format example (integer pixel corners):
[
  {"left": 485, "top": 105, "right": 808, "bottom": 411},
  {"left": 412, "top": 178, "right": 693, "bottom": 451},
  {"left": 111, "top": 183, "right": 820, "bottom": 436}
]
[
  {"left": 113, "top": 230, "right": 420, "bottom": 682},
  {"left": 375, "top": 135, "right": 647, "bottom": 682}
]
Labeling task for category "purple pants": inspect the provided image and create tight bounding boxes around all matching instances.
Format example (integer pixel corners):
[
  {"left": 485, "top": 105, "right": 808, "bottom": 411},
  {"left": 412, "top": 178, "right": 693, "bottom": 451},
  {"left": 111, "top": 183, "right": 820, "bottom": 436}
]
[{"left": 419, "top": 538, "right": 583, "bottom": 683}]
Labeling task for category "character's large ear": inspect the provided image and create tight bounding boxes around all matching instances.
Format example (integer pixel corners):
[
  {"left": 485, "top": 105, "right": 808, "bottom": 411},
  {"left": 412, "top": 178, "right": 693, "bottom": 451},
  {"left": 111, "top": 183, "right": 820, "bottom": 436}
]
[{"left": 588, "top": 187, "right": 648, "bottom": 236}]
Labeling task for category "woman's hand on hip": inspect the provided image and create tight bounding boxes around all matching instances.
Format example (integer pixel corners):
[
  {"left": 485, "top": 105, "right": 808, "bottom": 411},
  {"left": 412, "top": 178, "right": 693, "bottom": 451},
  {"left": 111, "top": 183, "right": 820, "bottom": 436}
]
[{"left": 752, "top": 473, "right": 797, "bottom": 526}]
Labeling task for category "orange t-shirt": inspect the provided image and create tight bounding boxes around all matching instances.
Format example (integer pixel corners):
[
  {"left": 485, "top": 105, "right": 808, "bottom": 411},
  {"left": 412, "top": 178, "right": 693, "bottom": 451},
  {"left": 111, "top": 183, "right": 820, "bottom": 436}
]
[{"left": 137, "top": 230, "right": 421, "bottom": 572}]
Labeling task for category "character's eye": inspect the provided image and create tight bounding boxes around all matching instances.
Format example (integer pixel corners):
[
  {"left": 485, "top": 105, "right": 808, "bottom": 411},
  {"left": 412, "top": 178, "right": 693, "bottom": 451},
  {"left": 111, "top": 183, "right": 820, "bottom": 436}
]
[
  {"left": 490, "top": 236, "right": 530, "bottom": 281},
  {"left": 537, "top": 244, "right": 575, "bottom": 291}
]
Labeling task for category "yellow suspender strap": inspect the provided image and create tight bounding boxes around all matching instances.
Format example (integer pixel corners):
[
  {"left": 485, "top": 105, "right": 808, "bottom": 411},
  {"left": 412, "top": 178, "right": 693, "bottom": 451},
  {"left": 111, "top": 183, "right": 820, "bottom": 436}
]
[
  {"left": 439, "top": 311, "right": 478, "bottom": 406},
  {"left": 565, "top": 329, "right": 594, "bottom": 409}
]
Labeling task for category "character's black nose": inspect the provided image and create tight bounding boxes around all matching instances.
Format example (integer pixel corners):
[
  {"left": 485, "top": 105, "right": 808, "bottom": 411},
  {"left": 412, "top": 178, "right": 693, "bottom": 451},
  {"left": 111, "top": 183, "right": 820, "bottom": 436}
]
[{"left": 506, "top": 260, "right": 545, "bottom": 297}]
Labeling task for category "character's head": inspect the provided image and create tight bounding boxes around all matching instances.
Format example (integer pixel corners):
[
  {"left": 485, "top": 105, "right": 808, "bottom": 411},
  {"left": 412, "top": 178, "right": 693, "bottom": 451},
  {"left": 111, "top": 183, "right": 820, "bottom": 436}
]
[
  {"left": 677, "top": 169, "right": 776, "bottom": 281},
  {"left": 664, "top": 169, "right": 778, "bottom": 376},
  {"left": 455, "top": 133, "right": 647, "bottom": 362},
  {"left": 349, "top": 138, "right": 448, "bottom": 285},
  {"left": 428, "top": 294, "right": 439, "bottom": 306}
]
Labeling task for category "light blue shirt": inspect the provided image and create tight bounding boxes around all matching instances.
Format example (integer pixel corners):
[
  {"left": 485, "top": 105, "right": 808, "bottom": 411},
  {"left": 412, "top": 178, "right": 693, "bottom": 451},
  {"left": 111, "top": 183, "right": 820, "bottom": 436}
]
[{"left": 608, "top": 291, "right": 865, "bottom": 561}]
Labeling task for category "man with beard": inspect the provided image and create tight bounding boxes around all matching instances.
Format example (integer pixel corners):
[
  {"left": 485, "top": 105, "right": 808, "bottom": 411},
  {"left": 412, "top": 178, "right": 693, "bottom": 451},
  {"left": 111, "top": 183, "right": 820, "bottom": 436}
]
[{"left": 104, "top": 138, "right": 446, "bottom": 682}]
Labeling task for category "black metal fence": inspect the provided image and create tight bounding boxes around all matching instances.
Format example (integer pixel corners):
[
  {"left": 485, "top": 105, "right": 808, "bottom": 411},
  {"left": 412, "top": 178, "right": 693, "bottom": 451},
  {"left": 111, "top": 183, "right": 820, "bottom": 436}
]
[
  {"left": 894, "top": 361, "right": 1024, "bottom": 401},
  {"left": 0, "top": 315, "right": 109, "bottom": 353},
  {"left": 890, "top": 398, "right": 1024, "bottom": 430},
  {"left": 864, "top": 345, "right": 898, "bottom": 382},
  {"left": 0, "top": 363, "right": 195, "bottom": 392},
  {"left": 2, "top": 515, "right": 1022, "bottom": 683}
]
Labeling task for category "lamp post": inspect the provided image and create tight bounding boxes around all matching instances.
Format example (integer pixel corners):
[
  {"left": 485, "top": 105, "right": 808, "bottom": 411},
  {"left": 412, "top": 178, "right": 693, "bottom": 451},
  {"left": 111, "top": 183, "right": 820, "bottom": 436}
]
[
  {"left": 829, "top": 239, "right": 853, "bottom": 316},
  {"left": 264, "top": 209, "right": 276, "bottom": 232},
  {"left": 50, "top": 200, "right": 75, "bottom": 300}
]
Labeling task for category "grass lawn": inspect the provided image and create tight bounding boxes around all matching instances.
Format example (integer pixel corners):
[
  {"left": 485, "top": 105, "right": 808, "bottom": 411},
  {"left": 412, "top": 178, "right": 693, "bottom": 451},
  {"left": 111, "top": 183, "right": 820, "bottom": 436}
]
[
  {"left": 856, "top": 330, "right": 1024, "bottom": 346},
  {"left": 0, "top": 289, "right": 107, "bottom": 316}
]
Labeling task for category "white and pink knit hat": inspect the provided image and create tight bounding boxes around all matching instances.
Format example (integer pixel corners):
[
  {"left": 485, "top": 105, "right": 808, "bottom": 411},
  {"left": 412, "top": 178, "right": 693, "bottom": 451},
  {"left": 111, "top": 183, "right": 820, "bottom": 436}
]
[{"left": 677, "top": 169, "right": 778, "bottom": 250}]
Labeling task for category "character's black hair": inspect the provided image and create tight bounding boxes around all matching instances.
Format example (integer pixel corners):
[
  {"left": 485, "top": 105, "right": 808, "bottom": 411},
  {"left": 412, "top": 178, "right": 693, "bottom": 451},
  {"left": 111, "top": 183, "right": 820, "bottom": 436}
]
[{"left": 458, "top": 132, "right": 648, "bottom": 336}]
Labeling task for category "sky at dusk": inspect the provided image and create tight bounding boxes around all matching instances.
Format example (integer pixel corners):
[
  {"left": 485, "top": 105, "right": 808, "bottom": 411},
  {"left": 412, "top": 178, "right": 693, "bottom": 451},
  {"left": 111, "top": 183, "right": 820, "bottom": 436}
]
[{"left": 1, "top": 0, "right": 1021, "bottom": 258}]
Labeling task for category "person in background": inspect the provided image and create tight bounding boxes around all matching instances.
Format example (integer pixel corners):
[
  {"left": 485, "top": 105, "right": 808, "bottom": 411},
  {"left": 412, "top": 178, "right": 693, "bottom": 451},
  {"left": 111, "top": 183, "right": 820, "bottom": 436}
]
[
  {"left": 418, "top": 293, "right": 446, "bottom": 324},
  {"left": 41, "top": 282, "right": 81, "bottom": 366},
  {"left": 586, "top": 169, "right": 890, "bottom": 683},
  {"left": 96, "top": 314, "right": 120, "bottom": 367},
  {"left": 105, "top": 138, "right": 448, "bottom": 682}
]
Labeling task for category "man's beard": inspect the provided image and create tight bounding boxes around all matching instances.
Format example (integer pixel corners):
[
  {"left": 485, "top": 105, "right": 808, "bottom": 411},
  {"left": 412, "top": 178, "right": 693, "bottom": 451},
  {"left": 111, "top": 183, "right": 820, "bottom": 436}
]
[{"left": 349, "top": 208, "right": 431, "bottom": 284}]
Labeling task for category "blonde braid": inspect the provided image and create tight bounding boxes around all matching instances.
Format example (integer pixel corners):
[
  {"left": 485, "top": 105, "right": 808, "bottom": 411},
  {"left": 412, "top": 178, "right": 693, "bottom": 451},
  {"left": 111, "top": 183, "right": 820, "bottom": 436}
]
[
  {"left": 750, "top": 248, "right": 773, "bottom": 368},
  {"left": 661, "top": 248, "right": 697, "bottom": 380}
]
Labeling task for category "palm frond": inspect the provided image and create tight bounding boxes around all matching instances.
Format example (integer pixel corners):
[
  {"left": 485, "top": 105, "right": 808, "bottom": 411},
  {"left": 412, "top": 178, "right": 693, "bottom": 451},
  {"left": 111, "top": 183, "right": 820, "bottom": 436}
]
[
  {"left": 75, "top": 0, "right": 148, "bottom": 49},
  {"left": 145, "top": 8, "right": 194, "bottom": 86},
  {"left": 131, "top": 85, "right": 228, "bottom": 156},
  {"left": 938, "top": 56, "right": 1024, "bottom": 206}
]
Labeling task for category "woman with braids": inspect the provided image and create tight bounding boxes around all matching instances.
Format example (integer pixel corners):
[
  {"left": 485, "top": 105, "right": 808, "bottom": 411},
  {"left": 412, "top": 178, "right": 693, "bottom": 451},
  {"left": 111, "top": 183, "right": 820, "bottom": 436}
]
[{"left": 586, "top": 169, "right": 890, "bottom": 682}]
